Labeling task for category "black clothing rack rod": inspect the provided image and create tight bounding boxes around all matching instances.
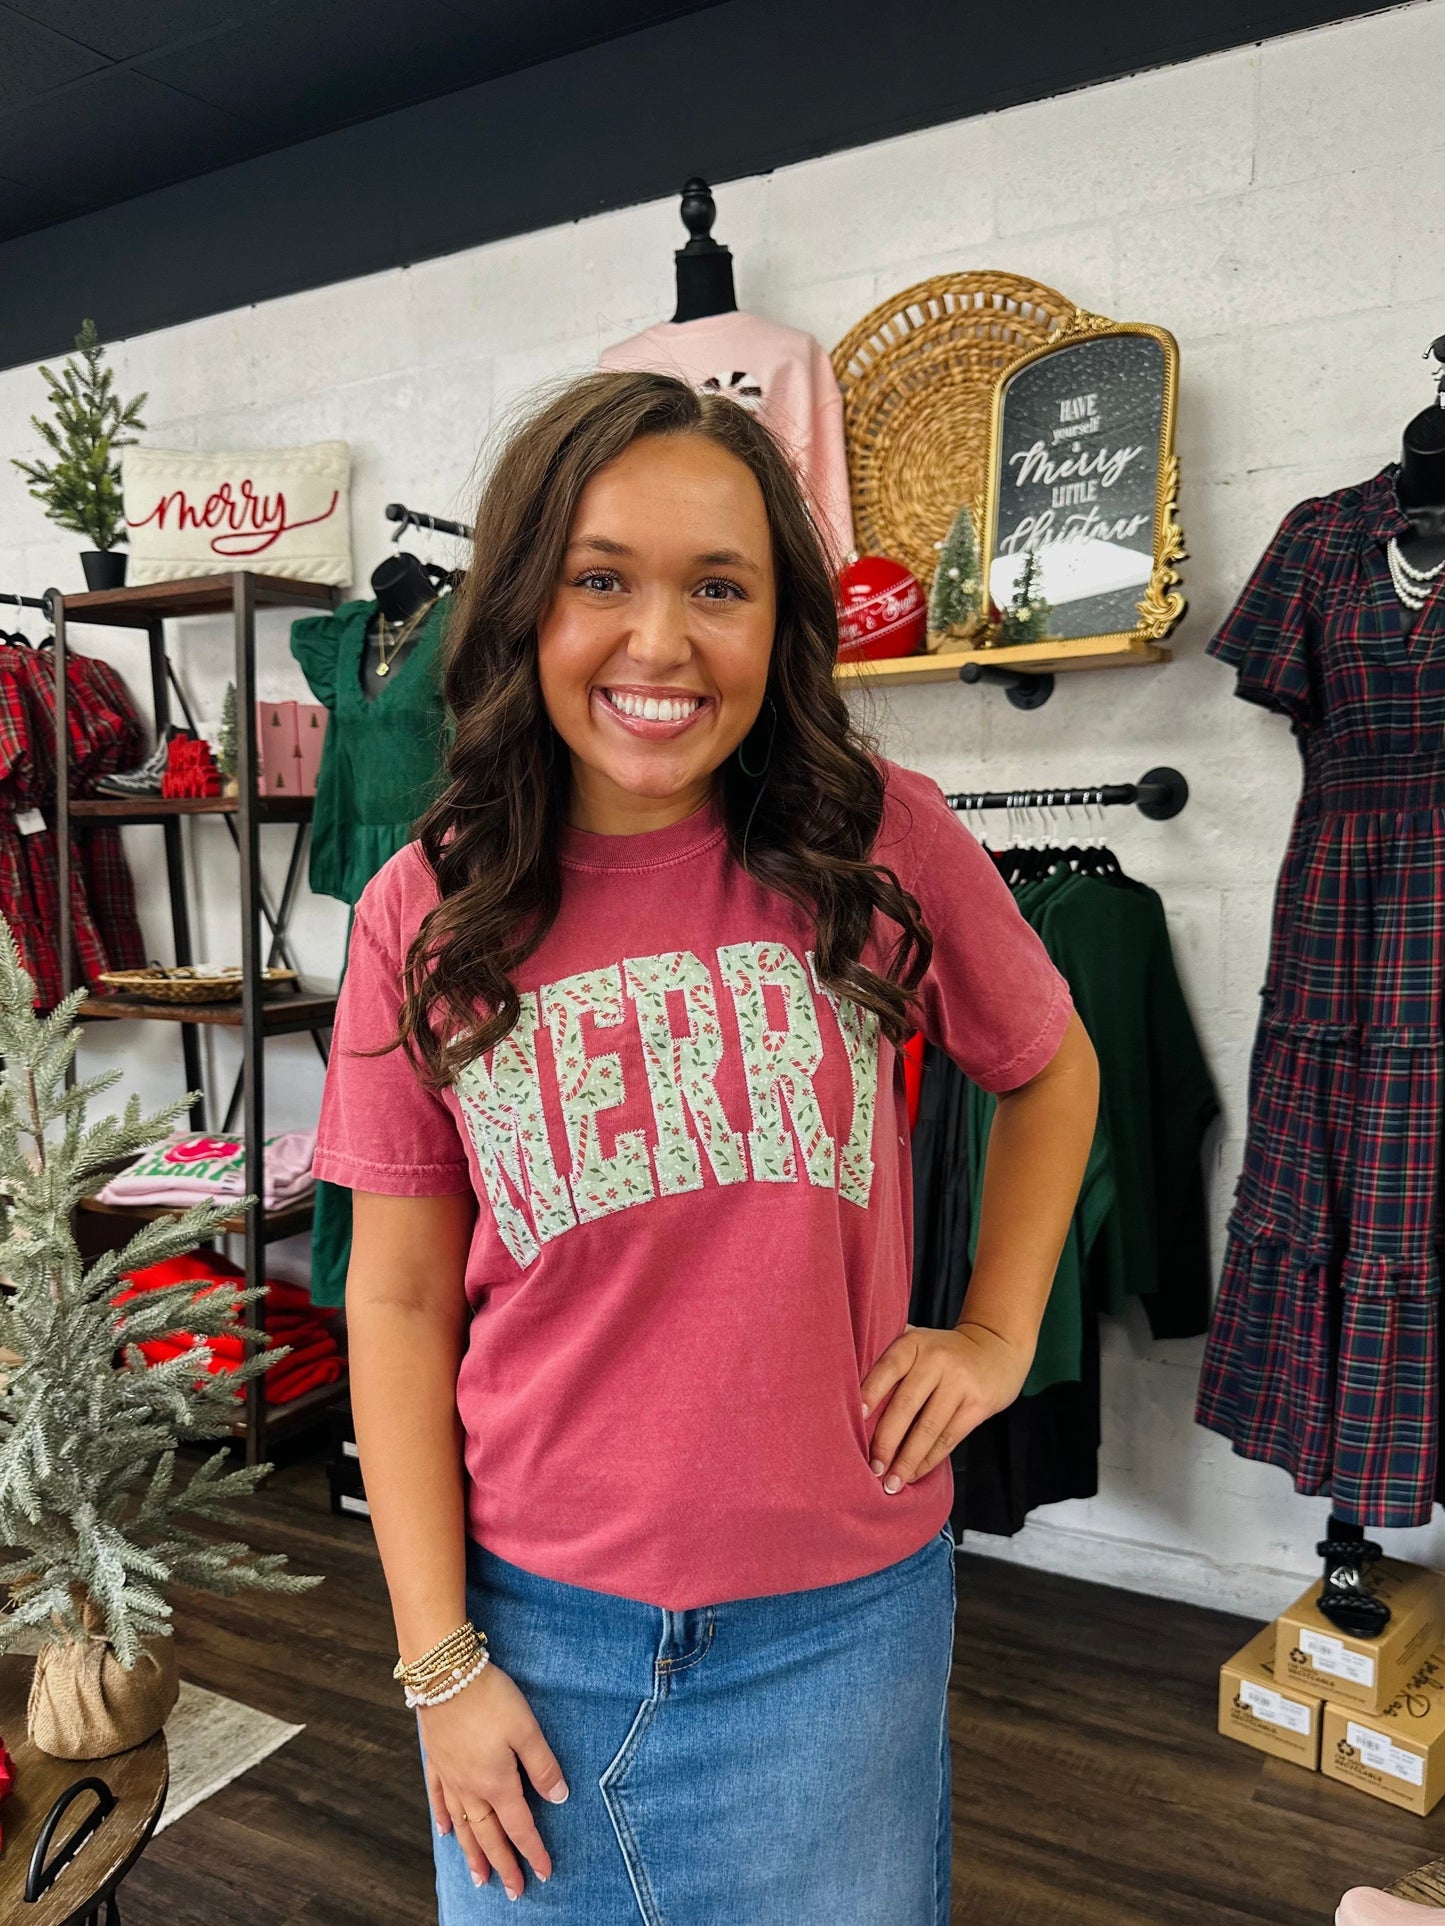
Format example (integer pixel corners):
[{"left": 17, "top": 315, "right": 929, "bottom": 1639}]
[
  {"left": 945, "top": 766, "right": 1189, "bottom": 822},
  {"left": 384, "top": 501, "right": 472, "bottom": 541},
  {"left": 0, "top": 589, "right": 57, "bottom": 619}
]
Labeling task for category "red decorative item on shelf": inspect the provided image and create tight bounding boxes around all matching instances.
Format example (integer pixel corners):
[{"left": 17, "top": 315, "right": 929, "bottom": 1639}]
[
  {"left": 835, "top": 555, "right": 927, "bottom": 661},
  {"left": 161, "top": 733, "right": 221, "bottom": 799}
]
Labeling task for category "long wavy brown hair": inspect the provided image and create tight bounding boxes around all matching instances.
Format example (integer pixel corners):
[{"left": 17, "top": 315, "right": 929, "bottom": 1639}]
[{"left": 396, "top": 367, "right": 934, "bottom": 1085}]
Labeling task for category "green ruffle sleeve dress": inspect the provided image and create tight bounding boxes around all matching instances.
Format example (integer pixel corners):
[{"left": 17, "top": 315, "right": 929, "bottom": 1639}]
[{"left": 290, "top": 595, "right": 451, "bottom": 1307}]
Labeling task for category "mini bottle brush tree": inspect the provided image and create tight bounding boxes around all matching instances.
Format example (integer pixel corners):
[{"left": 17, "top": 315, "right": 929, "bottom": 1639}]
[
  {"left": 927, "top": 502, "right": 985, "bottom": 644},
  {"left": 0, "top": 915, "right": 319, "bottom": 1705},
  {"left": 10, "top": 318, "right": 146, "bottom": 553},
  {"left": 217, "top": 680, "right": 238, "bottom": 785},
  {"left": 998, "top": 548, "right": 1052, "bottom": 646}
]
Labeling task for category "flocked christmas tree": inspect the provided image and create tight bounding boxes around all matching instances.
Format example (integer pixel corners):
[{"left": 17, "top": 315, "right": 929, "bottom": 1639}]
[
  {"left": 217, "top": 680, "right": 238, "bottom": 785},
  {"left": 10, "top": 318, "right": 147, "bottom": 552},
  {"left": 998, "top": 548, "right": 1052, "bottom": 647},
  {"left": 927, "top": 502, "right": 984, "bottom": 643},
  {"left": 0, "top": 916, "right": 320, "bottom": 1671}
]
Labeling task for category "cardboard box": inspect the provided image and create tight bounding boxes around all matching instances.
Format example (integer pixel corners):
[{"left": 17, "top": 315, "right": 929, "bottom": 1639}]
[
  {"left": 1220, "top": 1626, "right": 1322, "bottom": 1770},
  {"left": 1321, "top": 1641, "right": 1445, "bottom": 1815},
  {"left": 1275, "top": 1560, "right": 1445, "bottom": 1715},
  {"left": 256, "top": 699, "right": 300, "bottom": 796},
  {"left": 295, "top": 702, "right": 328, "bottom": 796}
]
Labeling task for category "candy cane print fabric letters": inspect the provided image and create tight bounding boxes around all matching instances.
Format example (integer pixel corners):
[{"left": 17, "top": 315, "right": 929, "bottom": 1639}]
[{"left": 451, "top": 942, "right": 882, "bottom": 1265}]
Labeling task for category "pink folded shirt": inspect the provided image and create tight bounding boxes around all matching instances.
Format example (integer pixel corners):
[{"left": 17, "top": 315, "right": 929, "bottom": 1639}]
[{"left": 96, "top": 1130, "right": 317, "bottom": 1213}]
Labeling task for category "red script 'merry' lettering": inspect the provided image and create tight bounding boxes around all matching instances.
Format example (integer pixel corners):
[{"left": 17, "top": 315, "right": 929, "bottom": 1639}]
[{"left": 127, "top": 477, "right": 339, "bottom": 556}]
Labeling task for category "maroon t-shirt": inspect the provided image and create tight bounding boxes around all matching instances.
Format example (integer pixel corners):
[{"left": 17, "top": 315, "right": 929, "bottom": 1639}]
[{"left": 314, "top": 756, "right": 1072, "bottom": 1607}]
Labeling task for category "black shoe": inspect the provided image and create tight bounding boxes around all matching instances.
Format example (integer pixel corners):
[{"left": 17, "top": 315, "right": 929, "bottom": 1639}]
[{"left": 95, "top": 726, "right": 192, "bottom": 797}]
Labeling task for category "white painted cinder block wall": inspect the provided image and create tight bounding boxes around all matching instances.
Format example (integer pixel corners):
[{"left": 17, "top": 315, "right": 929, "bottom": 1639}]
[{"left": 1, "top": 3, "right": 1441, "bottom": 1620}]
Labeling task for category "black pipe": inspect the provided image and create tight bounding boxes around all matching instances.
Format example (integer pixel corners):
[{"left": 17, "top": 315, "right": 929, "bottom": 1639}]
[
  {"left": 384, "top": 502, "right": 472, "bottom": 541},
  {"left": 944, "top": 766, "right": 1189, "bottom": 821}
]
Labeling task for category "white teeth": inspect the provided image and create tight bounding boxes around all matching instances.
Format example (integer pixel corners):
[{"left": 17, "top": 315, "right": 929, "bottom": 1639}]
[{"left": 604, "top": 690, "right": 702, "bottom": 722}]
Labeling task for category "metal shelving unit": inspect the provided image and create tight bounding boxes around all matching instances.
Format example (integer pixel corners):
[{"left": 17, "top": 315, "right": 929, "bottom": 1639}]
[{"left": 53, "top": 570, "right": 348, "bottom": 1468}]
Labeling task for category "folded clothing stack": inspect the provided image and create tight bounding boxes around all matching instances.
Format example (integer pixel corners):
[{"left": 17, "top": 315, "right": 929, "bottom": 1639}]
[
  {"left": 162, "top": 732, "right": 221, "bottom": 799},
  {"left": 95, "top": 1129, "right": 316, "bottom": 1213},
  {"left": 111, "top": 1250, "right": 345, "bottom": 1405}
]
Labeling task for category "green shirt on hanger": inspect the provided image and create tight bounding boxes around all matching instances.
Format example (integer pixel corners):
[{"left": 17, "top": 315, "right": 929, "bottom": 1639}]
[
  {"left": 1035, "top": 872, "right": 1219, "bottom": 1340},
  {"left": 966, "top": 864, "right": 1115, "bottom": 1396},
  {"left": 289, "top": 595, "right": 452, "bottom": 907}
]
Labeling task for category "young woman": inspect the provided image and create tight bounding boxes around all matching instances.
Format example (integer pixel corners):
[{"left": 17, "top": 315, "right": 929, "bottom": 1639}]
[{"left": 313, "top": 368, "right": 1099, "bottom": 1923}]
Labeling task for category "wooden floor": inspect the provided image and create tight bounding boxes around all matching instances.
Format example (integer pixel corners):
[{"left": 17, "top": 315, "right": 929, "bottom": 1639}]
[{"left": 122, "top": 1445, "right": 1445, "bottom": 1923}]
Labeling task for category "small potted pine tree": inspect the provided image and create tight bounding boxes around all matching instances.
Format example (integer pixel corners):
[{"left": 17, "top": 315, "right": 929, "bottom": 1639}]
[
  {"left": 0, "top": 916, "right": 321, "bottom": 1759},
  {"left": 10, "top": 319, "right": 147, "bottom": 593}
]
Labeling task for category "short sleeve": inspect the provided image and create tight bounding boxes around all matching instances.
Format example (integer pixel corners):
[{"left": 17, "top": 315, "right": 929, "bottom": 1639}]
[
  {"left": 289, "top": 611, "right": 344, "bottom": 711},
  {"left": 312, "top": 892, "right": 473, "bottom": 1196},
  {"left": 878, "top": 767, "right": 1074, "bottom": 1094},
  {"left": 1207, "top": 498, "right": 1318, "bottom": 726}
]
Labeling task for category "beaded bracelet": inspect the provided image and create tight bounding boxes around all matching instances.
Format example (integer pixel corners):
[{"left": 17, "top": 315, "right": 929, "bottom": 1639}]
[
  {"left": 404, "top": 1647, "right": 492, "bottom": 1709},
  {"left": 394, "top": 1620, "right": 490, "bottom": 1705}
]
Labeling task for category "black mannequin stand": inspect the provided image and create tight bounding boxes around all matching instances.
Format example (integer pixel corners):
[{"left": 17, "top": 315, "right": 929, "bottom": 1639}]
[
  {"left": 1316, "top": 1515, "right": 1391, "bottom": 1636},
  {"left": 671, "top": 178, "right": 738, "bottom": 322},
  {"left": 1393, "top": 335, "right": 1445, "bottom": 642},
  {"left": 363, "top": 552, "right": 433, "bottom": 700}
]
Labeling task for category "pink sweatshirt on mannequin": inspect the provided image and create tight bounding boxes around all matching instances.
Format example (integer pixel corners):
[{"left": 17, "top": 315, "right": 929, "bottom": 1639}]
[{"left": 599, "top": 310, "right": 855, "bottom": 575}]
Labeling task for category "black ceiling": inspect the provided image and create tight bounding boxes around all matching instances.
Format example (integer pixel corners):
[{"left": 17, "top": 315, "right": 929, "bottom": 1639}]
[
  {"left": 0, "top": 0, "right": 1396, "bottom": 373},
  {"left": 0, "top": 1, "right": 721, "bottom": 240}
]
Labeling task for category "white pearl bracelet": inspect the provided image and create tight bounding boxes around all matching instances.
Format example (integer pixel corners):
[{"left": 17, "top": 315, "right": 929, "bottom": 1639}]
[{"left": 404, "top": 1647, "right": 491, "bottom": 1709}]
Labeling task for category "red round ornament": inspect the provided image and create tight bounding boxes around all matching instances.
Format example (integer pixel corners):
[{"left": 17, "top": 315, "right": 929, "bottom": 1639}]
[{"left": 835, "top": 555, "right": 926, "bottom": 661}]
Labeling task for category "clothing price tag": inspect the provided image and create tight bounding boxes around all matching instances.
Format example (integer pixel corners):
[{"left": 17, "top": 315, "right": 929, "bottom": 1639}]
[
  {"left": 1300, "top": 1627, "right": 1376, "bottom": 1686},
  {"left": 1347, "top": 1721, "right": 1425, "bottom": 1786},
  {"left": 14, "top": 808, "right": 45, "bottom": 835},
  {"left": 1240, "top": 1680, "right": 1311, "bottom": 1735}
]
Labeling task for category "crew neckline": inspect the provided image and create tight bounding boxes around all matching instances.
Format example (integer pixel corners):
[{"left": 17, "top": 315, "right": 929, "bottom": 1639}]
[{"left": 557, "top": 787, "right": 727, "bottom": 872}]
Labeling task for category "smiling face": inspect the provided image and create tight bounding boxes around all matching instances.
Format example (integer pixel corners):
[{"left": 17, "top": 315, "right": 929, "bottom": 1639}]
[{"left": 535, "top": 430, "right": 778, "bottom": 835}]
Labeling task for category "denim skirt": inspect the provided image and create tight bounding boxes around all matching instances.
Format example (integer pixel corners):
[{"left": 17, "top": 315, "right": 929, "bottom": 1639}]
[{"left": 419, "top": 1518, "right": 957, "bottom": 1924}]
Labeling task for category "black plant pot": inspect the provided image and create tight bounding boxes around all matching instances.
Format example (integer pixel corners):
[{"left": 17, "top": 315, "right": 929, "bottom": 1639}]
[{"left": 80, "top": 549, "right": 127, "bottom": 592}]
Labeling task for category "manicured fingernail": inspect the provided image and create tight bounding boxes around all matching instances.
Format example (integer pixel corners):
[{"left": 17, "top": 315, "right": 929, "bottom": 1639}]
[
  {"left": 537, "top": 1869, "right": 550, "bottom": 1882},
  {"left": 861, "top": 1402, "right": 869, "bottom": 1417},
  {"left": 547, "top": 1783, "right": 569, "bottom": 1802},
  {"left": 870, "top": 1459, "right": 885, "bottom": 1476},
  {"left": 471, "top": 1871, "right": 485, "bottom": 1887},
  {"left": 506, "top": 1886, "right": 520, "bottom": 1902},
  {"left": 883, "top": 1475, "right": 901, "bottom": 1494}
]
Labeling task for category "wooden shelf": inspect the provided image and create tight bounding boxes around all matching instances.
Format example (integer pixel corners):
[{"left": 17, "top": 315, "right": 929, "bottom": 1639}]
[
  {"left": 80, "top": 1193, "right": 316, "bottom": 1242},
  {"left": 79, "top": 989, "right": 336, "bottom": 1032},
  {"left": 56, "top": 572, "right": 340, "bottom": 628},
  {"left": 71, "top": 793, "right": 313, "bottom": 822},
  {"left": 834, "top": 636, "right": 1170, "bottom": 687},
  {"left": 227, "top": 1373, "right": 349, "bottom": 1442}
]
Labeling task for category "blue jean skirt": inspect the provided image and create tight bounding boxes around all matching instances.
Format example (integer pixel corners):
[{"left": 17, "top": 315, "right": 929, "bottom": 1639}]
[{"left": 420, "top": 1519, "right": 957, "bottom": 1924}]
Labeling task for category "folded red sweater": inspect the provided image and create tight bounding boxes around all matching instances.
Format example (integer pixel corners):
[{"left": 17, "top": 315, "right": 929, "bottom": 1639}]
[{"left": 112, "top": 1253, "right": 342, "bottom": 1403}]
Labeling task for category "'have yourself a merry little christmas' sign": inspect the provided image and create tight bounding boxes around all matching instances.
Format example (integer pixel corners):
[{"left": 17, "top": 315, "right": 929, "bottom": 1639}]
[{"left": 121, "top": 440, "right": 352, "bottom": 586}]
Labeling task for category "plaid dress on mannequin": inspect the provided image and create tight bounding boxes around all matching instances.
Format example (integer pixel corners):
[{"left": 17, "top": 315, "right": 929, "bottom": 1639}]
[{"left": 1197, "top": 462, "right": 1445, "bottom": 1528}]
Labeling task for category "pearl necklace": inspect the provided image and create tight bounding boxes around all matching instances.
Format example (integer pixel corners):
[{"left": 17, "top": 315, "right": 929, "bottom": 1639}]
[{"left": 1387, "top": 536, "right": 1445, "bottom": 611}]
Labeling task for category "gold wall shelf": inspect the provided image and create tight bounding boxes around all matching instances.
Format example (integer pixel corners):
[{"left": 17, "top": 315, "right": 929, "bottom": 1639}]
[{"left": 833, "top": 635, "right": 1169, "bottom": 688}]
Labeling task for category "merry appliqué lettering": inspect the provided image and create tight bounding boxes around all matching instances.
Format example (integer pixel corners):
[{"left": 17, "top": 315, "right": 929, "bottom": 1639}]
[{"left": 452, "top": 941, "right": 881, "bottom": 1265}]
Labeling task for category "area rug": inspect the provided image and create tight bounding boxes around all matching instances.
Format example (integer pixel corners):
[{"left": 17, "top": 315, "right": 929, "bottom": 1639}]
[{"left": 154, "top": 1678, "right": 303, "bottom": 1831}]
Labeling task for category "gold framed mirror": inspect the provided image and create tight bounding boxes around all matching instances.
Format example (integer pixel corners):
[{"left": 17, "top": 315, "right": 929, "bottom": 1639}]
[{"left": 978, "top": 309, "right": 1186, "bottom": 654}]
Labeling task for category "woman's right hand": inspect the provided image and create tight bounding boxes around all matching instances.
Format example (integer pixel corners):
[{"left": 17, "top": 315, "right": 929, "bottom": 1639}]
[{"left": 420, "top": 1662, "right": 570, "bottom": 1899}]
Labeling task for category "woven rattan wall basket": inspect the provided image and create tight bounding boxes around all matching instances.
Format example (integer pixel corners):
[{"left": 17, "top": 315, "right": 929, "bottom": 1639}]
[{"left": 831, "top": 271, "right": 1075, "bottom": 604}]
